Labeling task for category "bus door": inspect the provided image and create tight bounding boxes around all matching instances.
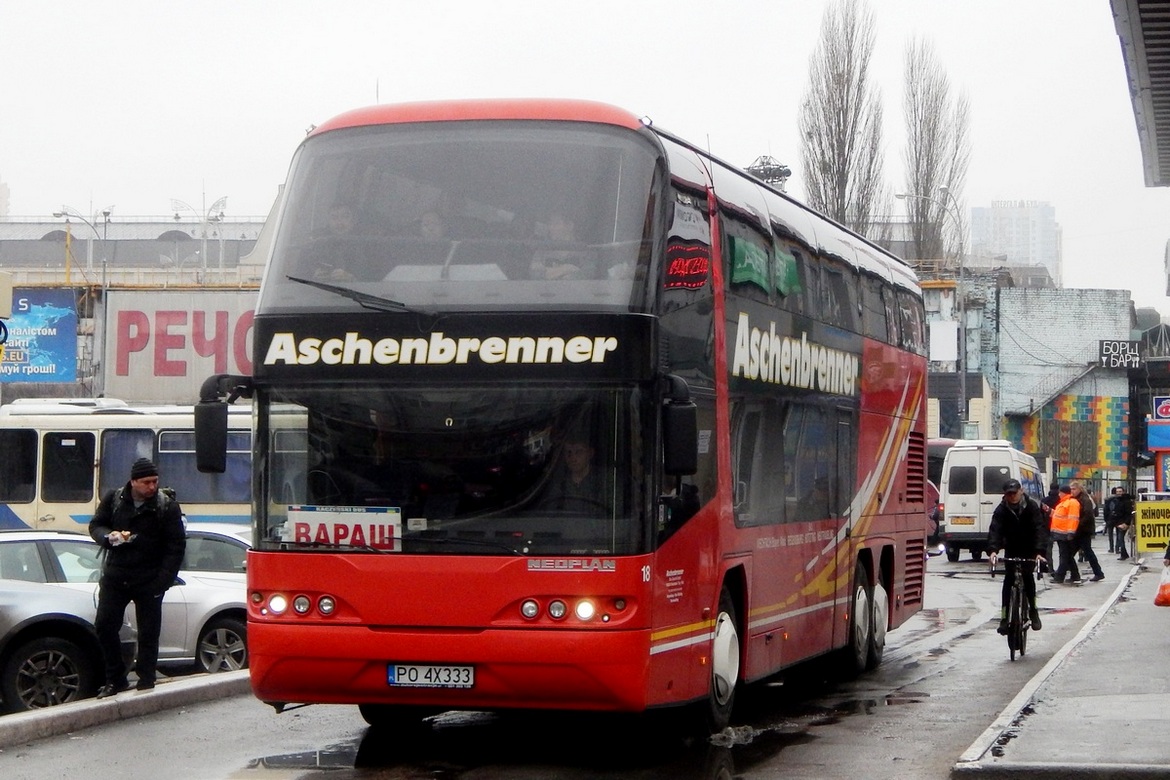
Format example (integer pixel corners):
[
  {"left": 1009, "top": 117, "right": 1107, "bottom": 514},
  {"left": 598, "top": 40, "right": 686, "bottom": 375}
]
[
  {"left": 732, "top": 399, "right": 789, "bottom": 672},
  {"left": 37, "top": 430, "right": 98, "bottom": 530}
]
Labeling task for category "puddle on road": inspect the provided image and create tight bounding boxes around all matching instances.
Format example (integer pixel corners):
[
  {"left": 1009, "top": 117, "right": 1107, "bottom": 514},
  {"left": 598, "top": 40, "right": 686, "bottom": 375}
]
[
  {"left": 236, "top": 692, "right": 930, "bottom": 779},
  {"left": 1043, "top": 606, "right": 1088, "bottom": 615}
]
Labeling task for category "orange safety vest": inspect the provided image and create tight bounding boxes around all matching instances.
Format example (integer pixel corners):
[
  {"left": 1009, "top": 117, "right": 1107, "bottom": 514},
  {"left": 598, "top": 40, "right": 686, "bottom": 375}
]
[{"left": 1050, "top": 496, "right": 1080, "bottom": 537}]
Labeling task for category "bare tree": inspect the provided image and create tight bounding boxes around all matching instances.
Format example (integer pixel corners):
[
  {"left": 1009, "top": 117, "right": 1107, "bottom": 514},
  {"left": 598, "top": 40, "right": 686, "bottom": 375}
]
[
  {"left": 798, "top": 0, "right": 887, "bottom": 237},
  {"left": 902, "top": 37, "right": 972, "bottom": 264}
]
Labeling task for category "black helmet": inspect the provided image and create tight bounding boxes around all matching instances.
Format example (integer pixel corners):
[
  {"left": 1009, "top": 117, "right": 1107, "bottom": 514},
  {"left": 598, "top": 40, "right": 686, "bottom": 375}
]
[{"left": 1002, "top": 479, "right": 1022, "bottom": 493}]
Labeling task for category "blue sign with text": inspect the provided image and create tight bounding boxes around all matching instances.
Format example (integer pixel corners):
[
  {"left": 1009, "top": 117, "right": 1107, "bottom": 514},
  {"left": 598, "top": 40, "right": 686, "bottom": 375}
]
[{"left": 0, "top": 288, "right": 78, "bottom": 383}]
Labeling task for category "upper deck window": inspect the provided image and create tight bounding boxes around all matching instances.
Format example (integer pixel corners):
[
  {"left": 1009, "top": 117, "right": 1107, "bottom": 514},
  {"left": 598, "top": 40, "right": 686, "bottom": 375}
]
[{"left": 261, "top": 121, "right": 662, "bottom": 314}]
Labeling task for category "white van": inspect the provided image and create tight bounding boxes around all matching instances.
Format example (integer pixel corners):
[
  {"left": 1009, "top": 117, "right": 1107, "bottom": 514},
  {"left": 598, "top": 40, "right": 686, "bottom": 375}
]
[{"left": 938, "top": 440, "right": 1046, "bottom": 562}]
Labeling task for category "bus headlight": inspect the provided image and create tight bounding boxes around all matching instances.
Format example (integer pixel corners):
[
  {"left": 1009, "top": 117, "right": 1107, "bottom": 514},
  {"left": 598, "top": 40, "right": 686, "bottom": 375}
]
[
  {"left": 574, "top": 600, "right": 596, "bottom": 621},
  {"left": 318, "top": 596, "right": 336, "bottom": 615},
  {"left": 267, "top": 594, "right": 288, "bottom": 614},
  {"left": 520, "top": 599, "right": 540, "bottom": 619},
  {"left": 293, "top": 595, "right": 312, "bottom": 614},
  {"left": 548, "top": 600, "right": 567, "bottom": 619}
]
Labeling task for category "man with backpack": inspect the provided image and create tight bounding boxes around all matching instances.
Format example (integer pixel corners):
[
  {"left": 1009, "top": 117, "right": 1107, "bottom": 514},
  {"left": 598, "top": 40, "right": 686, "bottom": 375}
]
[{"left": 89, "top": 457, "right": 186, "bottom": 696}]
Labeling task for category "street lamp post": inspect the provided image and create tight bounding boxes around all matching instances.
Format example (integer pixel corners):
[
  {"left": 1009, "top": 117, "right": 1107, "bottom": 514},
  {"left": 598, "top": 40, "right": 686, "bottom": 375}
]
[
  {"left": 896, "top": 189, "right": 968, "bottom": 428},
  {"left": 53, "top": 205, "right": 113, "bottom": 395},
  {"left": 53, "top": 206, "right": 112, "bottom": 298},
  {"left": 171, "top": 195, "right": 228, "bottom": 277}
]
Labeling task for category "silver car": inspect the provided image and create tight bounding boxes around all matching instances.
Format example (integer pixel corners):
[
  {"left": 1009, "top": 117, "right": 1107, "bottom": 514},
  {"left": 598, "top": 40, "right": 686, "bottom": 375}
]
[
  {"left": 0, "top": 578, "right": 135, "bottom": 712},
  {"left": 0, "top": 528, "right": 248, "bottom": 675}
]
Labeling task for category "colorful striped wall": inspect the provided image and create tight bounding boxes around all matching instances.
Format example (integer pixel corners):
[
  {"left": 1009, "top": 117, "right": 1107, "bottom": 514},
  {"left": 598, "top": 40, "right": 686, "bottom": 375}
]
[{"left": 1003, "top": 394, "right": 1128, "bottom": 479}]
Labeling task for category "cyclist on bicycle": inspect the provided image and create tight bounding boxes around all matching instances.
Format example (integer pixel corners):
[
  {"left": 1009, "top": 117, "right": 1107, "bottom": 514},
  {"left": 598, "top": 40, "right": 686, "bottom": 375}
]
[{"left": 987, "top": 478, "right": 1048, "bottom": 634}]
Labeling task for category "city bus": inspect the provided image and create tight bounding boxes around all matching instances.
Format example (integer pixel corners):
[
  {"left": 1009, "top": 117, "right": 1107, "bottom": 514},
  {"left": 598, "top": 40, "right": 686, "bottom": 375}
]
[
  {"left": 0, "top": 397, "right": 252, "bottom": 531},
  {"left": 194, "top": 98, "right": 929, "bottom": 731}
]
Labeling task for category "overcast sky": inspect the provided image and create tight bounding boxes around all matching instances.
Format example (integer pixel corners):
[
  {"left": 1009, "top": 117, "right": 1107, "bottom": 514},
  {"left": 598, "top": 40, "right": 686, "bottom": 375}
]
[{"left": 2, "top": 0, "right": 1167, "bottom": 308}]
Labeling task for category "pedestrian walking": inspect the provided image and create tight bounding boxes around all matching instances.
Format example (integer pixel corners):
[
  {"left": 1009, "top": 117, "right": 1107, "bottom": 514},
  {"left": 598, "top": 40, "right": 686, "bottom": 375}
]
[
  {"left": 1106, "top": 486, "right": 1135, "bottom": 560},
  {"left": 1049, "top": 485, "right": 1082, "bottom": 584},
  {"left": 1070, "top": 481, "right": 1104, "bottom": 581},
  {"left": 88, "top": 457, "right": 186, "bottom": 696},
  {"left": 1040, "top": 484, "right": 1060, "bottom": 574}
]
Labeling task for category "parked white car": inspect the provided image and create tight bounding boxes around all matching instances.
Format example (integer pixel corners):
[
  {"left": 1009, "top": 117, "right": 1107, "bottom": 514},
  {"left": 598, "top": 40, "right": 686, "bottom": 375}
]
[{"left": 0, "top": 527, "right": 249, "bottom": 674}]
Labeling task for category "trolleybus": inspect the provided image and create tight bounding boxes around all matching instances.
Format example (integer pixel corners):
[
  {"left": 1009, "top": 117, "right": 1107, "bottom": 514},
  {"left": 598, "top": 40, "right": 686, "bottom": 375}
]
[
  {"left": 0, "top": 397, "right": 252, "bottom": 531},
  {"left": 195, "top": 98, "right": 929, "bottom": 731}
]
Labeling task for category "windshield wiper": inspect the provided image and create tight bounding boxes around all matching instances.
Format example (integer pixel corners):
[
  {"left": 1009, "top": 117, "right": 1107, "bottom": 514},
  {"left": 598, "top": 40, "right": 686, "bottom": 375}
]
[
  {"left": 287, "top": 275, "right": 428, "bottom": 315},
  {"left": 400, "top": 531, "right": 525, "bottom": 556},
  {"left": 279, "top": 540, "right": 391, "bottom": 554}
]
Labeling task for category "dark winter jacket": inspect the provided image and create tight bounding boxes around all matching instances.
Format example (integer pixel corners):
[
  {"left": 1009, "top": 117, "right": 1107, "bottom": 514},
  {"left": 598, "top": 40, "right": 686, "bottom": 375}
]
[
  {"left": 987, "top": 494, "right": 1048, "bottom": 557},
  {"left": 88, "top": 483, "right": 186, "bottom": 594},
  {"left": 1106, "top": 493, "right": 1135, "bottom": 525},
  {"left": 1075, "top": 494, "right": 1097, "bottom": 538}
]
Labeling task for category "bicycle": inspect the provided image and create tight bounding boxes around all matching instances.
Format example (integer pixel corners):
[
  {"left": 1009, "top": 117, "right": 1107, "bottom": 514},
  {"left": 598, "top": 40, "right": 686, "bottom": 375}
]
[{"left": 990, "top": 556, "right": 1037, "bottom": 661}]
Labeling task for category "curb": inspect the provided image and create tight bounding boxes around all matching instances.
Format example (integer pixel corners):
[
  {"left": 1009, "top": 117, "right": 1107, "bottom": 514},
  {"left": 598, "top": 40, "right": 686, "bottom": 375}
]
[
  {"left": 951, "top": 562, "right": 1145, "bottom": 776},
  {"left": 0, "top": 670, "right": 251, "bottom": 749}
]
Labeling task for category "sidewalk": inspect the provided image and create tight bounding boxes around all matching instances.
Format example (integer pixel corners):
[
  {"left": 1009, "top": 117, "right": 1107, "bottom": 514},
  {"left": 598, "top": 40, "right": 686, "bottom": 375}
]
[
  {"left": 953, "top": 555, "right": 1170, "bottom": 778},
  {"left": 0, "top": 669, "right": 250, "bottom": 749}
]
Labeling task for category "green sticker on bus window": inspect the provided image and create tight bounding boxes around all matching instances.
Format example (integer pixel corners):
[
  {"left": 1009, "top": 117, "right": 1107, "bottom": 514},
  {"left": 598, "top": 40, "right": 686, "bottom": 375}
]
[
  {"left": 730, "top": 236, "right": 769, "bottom": 292},
  {"left": 775, "top": 247, "right": 801, "bottom": 297}
]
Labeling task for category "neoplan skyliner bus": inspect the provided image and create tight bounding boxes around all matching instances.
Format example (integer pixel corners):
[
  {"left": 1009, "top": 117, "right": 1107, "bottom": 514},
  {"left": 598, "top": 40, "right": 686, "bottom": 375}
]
[{"left": 194, "top": 98, "right": 929, "bottom": 732}]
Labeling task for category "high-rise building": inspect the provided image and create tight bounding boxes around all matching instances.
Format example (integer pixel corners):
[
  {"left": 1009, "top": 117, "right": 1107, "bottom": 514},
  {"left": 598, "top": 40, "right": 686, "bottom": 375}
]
[{"left": 970, "top": 200, "right": 1062, "bottom": 286}]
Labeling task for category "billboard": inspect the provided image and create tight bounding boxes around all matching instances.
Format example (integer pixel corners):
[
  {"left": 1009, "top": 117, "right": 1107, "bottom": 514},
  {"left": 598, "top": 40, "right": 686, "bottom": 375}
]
[
  {"left": 0, "top": 287, "right": 78, "bottom": 383},
  {"left": 102, "top": 289, "right": 256, "bottom": 402}
]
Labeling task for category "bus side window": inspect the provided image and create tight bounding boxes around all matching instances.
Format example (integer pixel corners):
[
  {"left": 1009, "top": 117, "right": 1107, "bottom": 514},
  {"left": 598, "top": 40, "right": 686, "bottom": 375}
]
[
  {"left": 731, "top": 401, "right": 786, "bottom": 528},
  {"left": 100, "top": 429, "right": 155, "bottom": 496},
  {"left": 0, "top": 429, "right": 37, "bottom": 503},
  {"left": 896, "top": 288, "right": 927, "bottom": 355},
  {"left": 41, "top": 432, "right": 96, "bottom": 503}
]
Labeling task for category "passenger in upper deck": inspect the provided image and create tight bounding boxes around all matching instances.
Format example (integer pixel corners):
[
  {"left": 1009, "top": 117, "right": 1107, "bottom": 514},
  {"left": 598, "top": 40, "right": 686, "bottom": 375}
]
[
  {"left": 529, "top": 213, "right": 589, "bottom": 280},
  {"left": 417, "top": 210, "right": 447, "bottom": 241},
  {"left": 310, "top": 201, "right": 360, "bottom": 282}
]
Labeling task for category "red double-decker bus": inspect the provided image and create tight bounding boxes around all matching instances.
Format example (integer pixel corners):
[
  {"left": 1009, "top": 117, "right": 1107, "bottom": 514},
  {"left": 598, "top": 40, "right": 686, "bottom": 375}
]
[{"left": 195, "top": 98, "right": 928, "bottom": 731}]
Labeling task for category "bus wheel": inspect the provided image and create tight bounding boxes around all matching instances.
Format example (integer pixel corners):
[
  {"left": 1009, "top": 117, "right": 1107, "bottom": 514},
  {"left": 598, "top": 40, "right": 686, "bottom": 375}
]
[
  {"left": 867, "top": 568, "right": 889, "bottom": 670},
  {"left": 842, "top": 561, "right": 872, "bottom": 677},
  {"left": 705, "top": 587, "right": 740, "bottom": 732}
]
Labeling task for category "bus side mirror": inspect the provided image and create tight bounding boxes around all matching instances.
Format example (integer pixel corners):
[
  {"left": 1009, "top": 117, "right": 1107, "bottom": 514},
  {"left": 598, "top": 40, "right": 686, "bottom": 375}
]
[
  {"left": 663, "top": 403, "right": 698, "bottom": 476},
  {"left": 194, "top": 401, "right": 228, "bottom": 474}
]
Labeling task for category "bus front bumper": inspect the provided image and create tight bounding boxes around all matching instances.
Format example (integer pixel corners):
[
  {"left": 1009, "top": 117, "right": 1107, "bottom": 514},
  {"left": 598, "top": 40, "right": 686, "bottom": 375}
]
[{"left": 248, "top": 622, "right": 657, "bottom": 713}]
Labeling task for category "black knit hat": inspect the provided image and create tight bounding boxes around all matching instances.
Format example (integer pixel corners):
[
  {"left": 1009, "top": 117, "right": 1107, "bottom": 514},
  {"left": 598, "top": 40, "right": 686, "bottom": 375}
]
[{"left": 130, "top": 458, "right": 158, "bottom": 480}]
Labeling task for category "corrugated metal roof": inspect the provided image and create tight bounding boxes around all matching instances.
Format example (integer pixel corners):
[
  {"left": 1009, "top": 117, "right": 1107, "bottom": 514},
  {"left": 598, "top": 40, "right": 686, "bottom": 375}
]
[
  {"left": 0, "top": 218, "right": 265, "bottom": 242},
  {"left": 1113, "top": 0, "right": 1170, "bottom": 186}
]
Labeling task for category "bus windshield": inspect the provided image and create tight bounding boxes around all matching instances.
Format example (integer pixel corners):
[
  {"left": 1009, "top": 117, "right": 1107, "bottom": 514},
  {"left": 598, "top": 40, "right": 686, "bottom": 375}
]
[
  {"left": 262, "top": 385, "right": 649, "bottom": 556},
  {"left": 261, "top": 121, "right": 662, "bottom": 314}
]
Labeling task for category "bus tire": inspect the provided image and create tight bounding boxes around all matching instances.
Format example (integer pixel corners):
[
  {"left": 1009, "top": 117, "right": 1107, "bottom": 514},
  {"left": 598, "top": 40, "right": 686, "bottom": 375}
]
[
  {"left": 842, "top": 561, "right": 872, "bottom": 678},
  {"left": 866, "top": 567, "right": 889, "bottom": 670},
  {"left": 704, "top": 586, "right": 740, "bottom": 733}
]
